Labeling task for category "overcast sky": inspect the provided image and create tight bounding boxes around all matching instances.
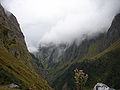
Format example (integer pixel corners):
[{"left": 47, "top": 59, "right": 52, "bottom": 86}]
[{"left": 1, "top": 0, "right": 120, "bottom": 52}]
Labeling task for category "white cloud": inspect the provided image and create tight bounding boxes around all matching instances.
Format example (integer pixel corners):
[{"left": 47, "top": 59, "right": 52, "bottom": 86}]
[{"left": 1, "top": 0, "right": 120, "bottom": 52}]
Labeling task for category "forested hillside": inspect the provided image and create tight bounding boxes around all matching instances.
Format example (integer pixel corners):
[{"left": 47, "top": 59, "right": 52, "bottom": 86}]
[{"left": 33, "top": 13, "right": 120, "bottom": 90}]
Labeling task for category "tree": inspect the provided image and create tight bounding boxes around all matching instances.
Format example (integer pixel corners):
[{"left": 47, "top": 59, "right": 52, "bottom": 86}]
[{"left": 74, "top": 68, "right": 88, "bottom": 90}]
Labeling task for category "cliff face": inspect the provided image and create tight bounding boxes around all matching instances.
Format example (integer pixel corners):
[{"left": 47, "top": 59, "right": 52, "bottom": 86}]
[
  {"left": 60, "top": 13, "right": 120, "bottom": 61},
  {"left": 105, "top": 14, "right": 120, "bottom": 47},
  {"left": 62, "top": 13, "right": 120, "bottom": 61},
  {"left": 0, "top": 4, "right": 53, "bottom": 90},
  {"left": 0, "top": 4, "right": 32, "bottom": 68},
  {"left": 51, "top": 13, "right": 120, "bottom": 90},
  {"left": 34, "top": 14, "right": 120, "bottom": 68},
  {"left": 33, "top": 13, "right": 120, "bottom": 90},
  {"left": 35, "top": 43, "right": 67, "bottom": 65}
]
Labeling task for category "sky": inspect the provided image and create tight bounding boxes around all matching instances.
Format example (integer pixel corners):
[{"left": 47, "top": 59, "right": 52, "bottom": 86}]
[{"left": 1, "top": 0, "right": 120, "bottom": 52}]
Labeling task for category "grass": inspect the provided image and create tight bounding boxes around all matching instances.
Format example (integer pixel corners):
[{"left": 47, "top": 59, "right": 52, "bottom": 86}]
[
  {"left": 92, "top": 38, "right": 120, "bottom": 59},
  {"left": 0, "top": 48, "right": 53, "bottom": 90},
  {"left": 52, "top": 47, "right": 120, "bottom": 90},
  {"left": 0, "top": 25, "right": 33, "bottom": 69},
  {"left": 49, "top": 37, "right": 120, "bottom": 90},
  {"left": 85, "top": 40, "right": 102, "bottom": 58},
  {"left": 0, "top": 87, "right": 20, "bottom": 90}
]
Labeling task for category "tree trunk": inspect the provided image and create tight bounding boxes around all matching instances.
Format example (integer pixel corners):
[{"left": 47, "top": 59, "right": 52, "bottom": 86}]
[{"left": 76, "top": 84, "right": 83, "bottom": 90}]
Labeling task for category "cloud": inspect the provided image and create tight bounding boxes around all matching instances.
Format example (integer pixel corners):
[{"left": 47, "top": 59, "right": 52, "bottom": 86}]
[{"left": 1, "top": 0, "right": 120, "bottom": 52}]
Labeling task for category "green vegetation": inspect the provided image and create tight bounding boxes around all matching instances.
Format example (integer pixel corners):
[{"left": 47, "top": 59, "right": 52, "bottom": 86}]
[
  {"left": 74, "top": 69, "right": 88, "bottom": 90},
  {"left": 1, "top": 4, "right": 119, "bottom": 90},
  {"left": 0, "top": 9, "right": 53, "bottom": 89},
  {"left": 49, "top": 38, "right": 120, "bottom": 90},
  {"left": 92, "top": 39, "right": 120, "bottom": 59},
  {"left": 0, "top": 48, "right": 53, "bottom": 90},
  {"left": 85, "top": 40, "right": 102, "bottom": 58},
  {"left": 0, "top": 25, "right": 33, "bottom": 69},
  {"left": 0, "top": 87, "right": 20, "bottom": 90}
]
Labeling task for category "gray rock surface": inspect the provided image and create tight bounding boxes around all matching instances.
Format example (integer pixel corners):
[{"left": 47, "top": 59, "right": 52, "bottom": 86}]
[
  {"left": 0, "top": 3, "right": 33, "bottom": 68},
  {"left": 93, "top": 83, "right": 115, "bottom": 90},
  {"left": 8, "top": 83, "right": 19, "bottom": 88}
]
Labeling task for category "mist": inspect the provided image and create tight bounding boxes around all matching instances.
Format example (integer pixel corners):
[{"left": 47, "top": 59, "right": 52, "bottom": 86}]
[{"left": 1, "top": 0, "right": 120, "bottom": 52}]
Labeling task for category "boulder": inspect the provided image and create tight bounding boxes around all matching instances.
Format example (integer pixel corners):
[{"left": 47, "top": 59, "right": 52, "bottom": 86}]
[
  {"left": 8, "top": 83, "right": 19, "bottom": 88},
  {"left": 93, "top": 83, "right": 115, "bottom": 90}
]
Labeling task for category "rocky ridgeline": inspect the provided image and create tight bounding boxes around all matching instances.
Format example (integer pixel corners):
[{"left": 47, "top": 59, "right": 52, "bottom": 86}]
[
  {"left": 32, "top": 13, "right": 120, "bottom": 90},
  {"left": 34, "top": 43, "right": 68, "bottom": 65},
  {"left": 34, "top": 13, "right": 120, "bottom": 67},
  {"left": 0, "top": 4, "right": 53, "bottom": 90}
]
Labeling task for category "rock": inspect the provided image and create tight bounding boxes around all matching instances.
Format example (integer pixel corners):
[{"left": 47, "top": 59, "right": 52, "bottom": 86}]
[
  {"left": 8, "top": 83, "right": 19, "bottom": 88},
  {"left": 93, "top": 83, "right": 115, "bottom": 90},
  {"left": 0, "top": 3, "right": 33, "bottom": 69},
  {"left": 34, "top": 43, "right": 67, "bottom": 64}
]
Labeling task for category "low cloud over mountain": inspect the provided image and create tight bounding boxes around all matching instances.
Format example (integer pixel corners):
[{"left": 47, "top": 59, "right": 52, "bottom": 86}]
[{"left": 1, "top": 0, "right": 120, "bottom": 52}]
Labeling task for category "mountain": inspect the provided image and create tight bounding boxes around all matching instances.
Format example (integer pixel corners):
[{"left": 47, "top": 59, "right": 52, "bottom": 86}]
[
  {"left": 34, "top": 14, "right": 120, "bottom": 66},
  {"left": 0, "top": 4, "right": 53, "bottom": 90},
  {"left": 33, "top": 13, "right": 120, "bottom": 90},
  {"left": 50, "top": 13, "right": 120, "bottom": 90},
  {"left": 0, "top": 4, "right": 32, "bottom": 68},
  {"left": 34, "top": 43, "right": 68, "bottom": 67},
  {"left": 30, "top": 53, "right": 48, "bottom": 79}
]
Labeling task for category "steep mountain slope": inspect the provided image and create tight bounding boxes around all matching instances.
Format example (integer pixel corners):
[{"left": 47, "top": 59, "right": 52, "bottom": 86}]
[
  {"left": 50, "top": 13, "right": 120, "bottom": 90},
  {"left": 0, "top": 4, "right": 53, "bottom": 90},
  {"left": 33, "top": 13, "right": 120, "bottom": 90},
  {"left": 30, "top": 53, "right": 48, "bottom": 79},
  {"left": 35, "top": 14, "right": 120, "bottom": 67},
  {"left": 0, "top": 48, "right": 53, "bottom": 90},
  {"left": 34, "top": 43, "right": 67, "bottom": 67},
  {"left": 0, "top": 4, "right": 32, "bottom": 68},
  {"left": 52, "top": 39, "right": 120, "bottom": 90}
]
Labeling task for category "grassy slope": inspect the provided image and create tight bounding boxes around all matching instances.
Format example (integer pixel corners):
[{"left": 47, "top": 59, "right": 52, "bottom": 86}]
[
  {"left": 92, "top": 38, "right": 120, "bottom": 59},
  {"left": 47, "top": 39, "right": 103, "bottom": 83},
  {"left": 50, "top": 38, "right": 120, "bottom": 90},
  {"left": 0, "top": 48, "right": 53, "bottom": 90},
  {"left": 0, "top": 25, "right": 33, "bottom": 69}
]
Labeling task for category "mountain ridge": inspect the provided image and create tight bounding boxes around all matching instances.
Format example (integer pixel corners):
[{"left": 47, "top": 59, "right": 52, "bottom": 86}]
[
  {"left": 33, "top": 13, "right": 120, "bottom": 90},
  {"left": 34, "top": 13, "right": 120, "bottom": 65},
  {"left": 0, "top": 3, "right": 33, "bottom": 68},
  {"left": 0, "top": 3, "right": 53, "bottom": 90},
  {"left": 50, "top": 13, "right": 120, "bottom": 90}
]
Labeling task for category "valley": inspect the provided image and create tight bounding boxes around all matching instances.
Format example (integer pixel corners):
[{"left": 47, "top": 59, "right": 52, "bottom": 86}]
[
  {"left": 33, "top": 13, "right": 120, "bottom": 90},
  {"left": 0, "top": 2, "right": 120, "bottom": 90}
]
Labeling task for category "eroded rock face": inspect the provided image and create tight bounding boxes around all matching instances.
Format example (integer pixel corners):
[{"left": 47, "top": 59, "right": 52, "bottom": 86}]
[
  {"left": 34, "top": 43, "right": 68, "bottom": 65},
  {"left": 0, "top": 4, "right": 32, "bottom": 68},
  {"left": 93, "top": 83, "right": 115, "bottom": 90}
]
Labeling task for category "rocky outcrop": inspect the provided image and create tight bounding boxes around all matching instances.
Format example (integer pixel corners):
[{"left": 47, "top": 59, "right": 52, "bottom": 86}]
[
  {"left": 93, "top": 83, "right": 115, "bottom": 90},
  {"left": 8, "top": 83, "right": 19, "bottom": 88},
  {"left": 104, "top": 14, "right": 120, "bottom": 48},
  {"left": 0, "top": 4, "right": 53, "bottom": 90},
  {"left": 0, "top": 4, "right": 32, "bottom": 68},
  {"left": 0, "top": 4, "right": 21, "bottom": 32}
]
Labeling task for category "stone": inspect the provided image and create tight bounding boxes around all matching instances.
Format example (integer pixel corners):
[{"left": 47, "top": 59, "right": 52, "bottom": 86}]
[
  {"left": 8, "top": 83, "right": 19, "bottom": 88},
  {"left": 93, "top": 83, "right": 115, "bottom": 90}
]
